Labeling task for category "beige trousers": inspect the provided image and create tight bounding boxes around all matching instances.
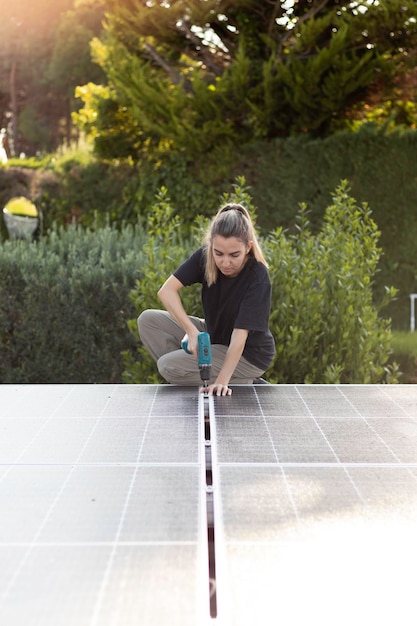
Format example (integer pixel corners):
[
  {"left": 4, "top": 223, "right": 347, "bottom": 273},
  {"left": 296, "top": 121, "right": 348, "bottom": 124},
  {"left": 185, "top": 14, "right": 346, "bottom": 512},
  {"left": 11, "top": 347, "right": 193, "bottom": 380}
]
[{"left": 137, "top": 309, "right": 265, "bottom": 385}]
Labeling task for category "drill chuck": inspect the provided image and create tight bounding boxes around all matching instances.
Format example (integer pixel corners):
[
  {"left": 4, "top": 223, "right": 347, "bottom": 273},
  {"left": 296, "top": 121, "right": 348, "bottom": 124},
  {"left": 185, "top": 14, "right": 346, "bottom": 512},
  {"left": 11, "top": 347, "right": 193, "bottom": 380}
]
[{"left": 199, "top": 364, "right": 211, "bottom": 381}]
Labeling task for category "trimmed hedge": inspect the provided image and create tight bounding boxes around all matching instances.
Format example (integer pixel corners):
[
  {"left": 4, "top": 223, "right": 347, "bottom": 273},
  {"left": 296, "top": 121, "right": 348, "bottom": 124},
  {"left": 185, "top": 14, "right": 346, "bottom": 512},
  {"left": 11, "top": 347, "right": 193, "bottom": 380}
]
[
  {"left": 0, "top": 221, "right": 146, "bottom": 383},
  {"left": 237, "top": 125, "right": 417, "bottom": 330}
]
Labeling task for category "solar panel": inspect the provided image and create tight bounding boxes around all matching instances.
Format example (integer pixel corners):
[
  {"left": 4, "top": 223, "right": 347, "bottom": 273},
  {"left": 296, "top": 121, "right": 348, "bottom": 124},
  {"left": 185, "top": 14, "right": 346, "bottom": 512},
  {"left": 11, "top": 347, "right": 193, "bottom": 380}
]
[
  {"left": 213, "top": 385, "right": 417, "bottom": 626},
  {"left": 0, "top": 384, "right": 207, "bottom": 626},
  {"left": 1, "top": 383, "right": 417, "bottom": 625}
]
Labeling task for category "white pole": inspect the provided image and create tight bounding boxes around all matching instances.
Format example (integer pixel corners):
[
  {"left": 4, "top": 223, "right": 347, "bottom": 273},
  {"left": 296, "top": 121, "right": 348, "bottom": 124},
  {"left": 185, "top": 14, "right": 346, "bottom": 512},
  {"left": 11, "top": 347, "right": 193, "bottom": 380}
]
[{"left": 410, "top": 294, "right": 417, "bottom": 332}]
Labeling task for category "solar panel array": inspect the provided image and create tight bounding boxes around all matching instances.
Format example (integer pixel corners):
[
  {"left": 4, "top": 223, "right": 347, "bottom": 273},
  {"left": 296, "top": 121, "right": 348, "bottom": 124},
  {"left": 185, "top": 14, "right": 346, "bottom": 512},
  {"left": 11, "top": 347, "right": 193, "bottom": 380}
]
[{"left": 1, "top": 383, "right": 417, "bottom": 625}]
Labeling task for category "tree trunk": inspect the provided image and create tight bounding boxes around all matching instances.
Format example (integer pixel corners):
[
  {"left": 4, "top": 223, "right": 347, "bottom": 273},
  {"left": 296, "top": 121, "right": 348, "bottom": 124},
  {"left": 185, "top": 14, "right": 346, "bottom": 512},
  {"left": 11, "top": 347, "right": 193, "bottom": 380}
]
[{"left": 9, "top": 57, "right": 18, "bottom": 157}]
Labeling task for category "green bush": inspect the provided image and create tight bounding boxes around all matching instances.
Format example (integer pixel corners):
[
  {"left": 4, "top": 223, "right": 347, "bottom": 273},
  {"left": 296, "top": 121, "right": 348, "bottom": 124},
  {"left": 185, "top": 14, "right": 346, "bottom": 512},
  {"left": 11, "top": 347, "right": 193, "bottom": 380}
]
[
  {"left": 124, "top": 181, "right": 397, "bottom": 384},
  {"left": 0, "top": 221, "right": 147, "bottom": 383},
  {"left": 122, "top": 188, "right": 200, "bottom": 383},
  {"left": 264, "top": 182, "right": 397, "bottom": 383},
  {"left": 2, "top": 150, "right": 222, "bottom": 233},
  {"left": 129, "top": 151, "right": 222, "bottom": 224}
]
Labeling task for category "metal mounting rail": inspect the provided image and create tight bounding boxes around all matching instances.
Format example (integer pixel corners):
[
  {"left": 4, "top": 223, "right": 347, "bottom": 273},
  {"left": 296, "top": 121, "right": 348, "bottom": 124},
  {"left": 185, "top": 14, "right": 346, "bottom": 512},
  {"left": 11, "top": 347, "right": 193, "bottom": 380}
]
[{"left": 199, "top": 390, "right": 230, "bottom": 624}]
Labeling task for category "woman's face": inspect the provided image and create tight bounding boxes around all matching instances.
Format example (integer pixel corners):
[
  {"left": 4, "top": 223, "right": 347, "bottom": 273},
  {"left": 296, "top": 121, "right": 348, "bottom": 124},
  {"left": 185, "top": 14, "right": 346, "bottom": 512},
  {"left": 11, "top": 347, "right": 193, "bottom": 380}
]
[{"left": 212, "top": 235, "right": 253, "bottom": 277}]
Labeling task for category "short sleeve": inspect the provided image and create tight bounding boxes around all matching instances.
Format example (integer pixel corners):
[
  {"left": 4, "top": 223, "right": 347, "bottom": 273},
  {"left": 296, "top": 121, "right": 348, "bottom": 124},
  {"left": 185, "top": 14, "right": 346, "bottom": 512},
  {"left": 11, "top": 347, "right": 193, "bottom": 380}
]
[{"left": 174, "top": 247, "right": 205, "bottom": 286}]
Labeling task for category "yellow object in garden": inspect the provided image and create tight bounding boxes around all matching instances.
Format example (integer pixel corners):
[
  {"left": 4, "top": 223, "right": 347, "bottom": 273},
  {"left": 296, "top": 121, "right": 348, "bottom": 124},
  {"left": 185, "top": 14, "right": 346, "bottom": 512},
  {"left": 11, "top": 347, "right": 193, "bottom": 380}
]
[{"left": 4, "top": 196, "right": 38, "bottom": 217}]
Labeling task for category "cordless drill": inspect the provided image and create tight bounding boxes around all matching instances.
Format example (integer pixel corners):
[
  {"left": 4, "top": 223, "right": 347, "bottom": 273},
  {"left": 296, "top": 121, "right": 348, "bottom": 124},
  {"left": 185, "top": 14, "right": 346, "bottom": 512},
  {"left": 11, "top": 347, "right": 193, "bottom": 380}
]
[{"left": 181, "top": 332, "right": 212, "bottom": 390}]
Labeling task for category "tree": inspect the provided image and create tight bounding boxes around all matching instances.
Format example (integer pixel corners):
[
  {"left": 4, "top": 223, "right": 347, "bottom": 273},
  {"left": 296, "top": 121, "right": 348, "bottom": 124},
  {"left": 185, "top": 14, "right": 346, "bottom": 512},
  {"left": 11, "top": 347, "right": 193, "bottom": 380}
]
[
  {"left": 0, "top": 0, "right": 105, "bottom": 155},
  {"left": 0, "top": 0, "right": 73, "bottom": 154},
  {"left": 47, "top": 2, "right": 106, "bottom": 148},
  {"left": 74, "top": 0, "right": 417, "bottom": 160}
]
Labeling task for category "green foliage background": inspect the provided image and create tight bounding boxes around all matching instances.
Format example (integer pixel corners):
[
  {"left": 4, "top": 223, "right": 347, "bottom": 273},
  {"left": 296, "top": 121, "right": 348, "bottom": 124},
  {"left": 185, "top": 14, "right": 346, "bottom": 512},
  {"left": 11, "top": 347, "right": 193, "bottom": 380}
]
[
  {"left": 3, "top": 124, "right": 416, "bottom": 330},
  {"left": 77, "top": 0, "right": 417, "bottom": 159},
  {"left": 236, "top": 125, "right": 417, "bottom": 329},
  {"left": 0, "top": 181, "right": 397, "bottom": 384},
  {"left": 124, "top": 181, "right": 397, "bottom": 386}
]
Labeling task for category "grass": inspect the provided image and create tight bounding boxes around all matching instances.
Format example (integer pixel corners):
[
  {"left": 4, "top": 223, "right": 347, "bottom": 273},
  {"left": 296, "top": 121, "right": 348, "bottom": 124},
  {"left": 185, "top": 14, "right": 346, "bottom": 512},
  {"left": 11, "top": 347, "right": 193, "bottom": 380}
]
[{"left": 391, "top": 331, "right": 417, "bottom": 383}]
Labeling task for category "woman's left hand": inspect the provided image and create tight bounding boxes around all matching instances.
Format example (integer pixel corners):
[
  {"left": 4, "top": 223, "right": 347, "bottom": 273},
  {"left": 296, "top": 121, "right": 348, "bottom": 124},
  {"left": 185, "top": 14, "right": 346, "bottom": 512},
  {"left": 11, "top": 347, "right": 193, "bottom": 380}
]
[{"left": 201, "top": 384, "right": 232, "bottom": 396}]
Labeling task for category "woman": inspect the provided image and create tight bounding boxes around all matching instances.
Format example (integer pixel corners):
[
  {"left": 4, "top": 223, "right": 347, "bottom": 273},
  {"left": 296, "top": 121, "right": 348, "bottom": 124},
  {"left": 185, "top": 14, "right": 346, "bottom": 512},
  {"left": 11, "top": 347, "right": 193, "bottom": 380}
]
[{"left": 138, "top": 203, "right": 275, "bottom": 396}]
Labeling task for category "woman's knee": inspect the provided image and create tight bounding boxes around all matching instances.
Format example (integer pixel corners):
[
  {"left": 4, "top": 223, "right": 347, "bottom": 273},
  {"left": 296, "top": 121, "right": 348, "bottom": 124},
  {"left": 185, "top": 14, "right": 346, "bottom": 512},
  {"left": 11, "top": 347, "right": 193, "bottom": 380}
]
[
  {"left": 157, "top": 353, "right": 178, "bottom": 383},
  {"left": 157, "top": 352, "right": 200, "bottom": 385},
  {"left": 137, "top": 309, "right": 152, "bottom": 328},
  {"left": 137, "top": 309, "right": 163, "bottom": 337}
]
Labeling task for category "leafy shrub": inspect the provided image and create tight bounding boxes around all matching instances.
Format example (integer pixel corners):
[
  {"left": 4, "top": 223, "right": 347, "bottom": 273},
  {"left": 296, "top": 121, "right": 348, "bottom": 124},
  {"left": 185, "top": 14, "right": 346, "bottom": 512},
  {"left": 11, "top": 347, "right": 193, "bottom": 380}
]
[
  {"left": 264, "top": 182, "right": 397, "bottom": 383},
  {"left": 122, "top": 188, "right": 200, "bottom": 383},
  {"left": 124, "top": 181, "right": 397, "bottom": 384},
  {"left": 130, "top": 151, "right": 221, "bottom": 224},
  {"left": 36, "top": 159, "right": 137, "bottom": 229},
  {"left": 0, "top": 221, "right": 147, "bottom": 383}
]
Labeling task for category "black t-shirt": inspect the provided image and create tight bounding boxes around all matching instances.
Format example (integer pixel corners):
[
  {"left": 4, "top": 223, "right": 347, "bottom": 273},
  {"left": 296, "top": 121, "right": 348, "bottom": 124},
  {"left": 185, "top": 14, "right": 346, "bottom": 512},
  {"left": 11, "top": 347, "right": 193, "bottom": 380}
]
[{"left": 174, "top": 247, "right": 275, "bottom": 370}]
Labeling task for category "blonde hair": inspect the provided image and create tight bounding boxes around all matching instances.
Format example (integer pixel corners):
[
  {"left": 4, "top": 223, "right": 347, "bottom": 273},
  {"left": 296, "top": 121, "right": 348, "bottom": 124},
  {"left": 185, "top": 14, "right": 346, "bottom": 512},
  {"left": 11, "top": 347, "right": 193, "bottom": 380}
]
[{"left": 204, "top": 203, "right": 267, "bottom": 286}]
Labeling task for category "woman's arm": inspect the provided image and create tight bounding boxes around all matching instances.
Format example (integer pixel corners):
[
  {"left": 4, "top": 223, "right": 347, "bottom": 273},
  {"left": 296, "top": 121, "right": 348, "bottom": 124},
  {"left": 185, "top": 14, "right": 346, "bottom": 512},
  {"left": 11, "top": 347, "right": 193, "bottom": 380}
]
[
  {"left": 207, "top": 328, "right": 249, "bottom": 396},
  {"left": 158, "top": 275, "right": 200, "bottom": 354},
  {"left": 159, "top": 276, "right": 249, "bottom": 394}
]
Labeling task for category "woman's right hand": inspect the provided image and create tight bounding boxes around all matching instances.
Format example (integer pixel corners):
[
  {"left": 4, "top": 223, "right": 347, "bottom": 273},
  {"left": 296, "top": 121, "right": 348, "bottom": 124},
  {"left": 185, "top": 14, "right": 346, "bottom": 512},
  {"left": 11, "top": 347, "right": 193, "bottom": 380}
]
[{"left": 182, "top": 329, "right": 200, "bottom": 357}]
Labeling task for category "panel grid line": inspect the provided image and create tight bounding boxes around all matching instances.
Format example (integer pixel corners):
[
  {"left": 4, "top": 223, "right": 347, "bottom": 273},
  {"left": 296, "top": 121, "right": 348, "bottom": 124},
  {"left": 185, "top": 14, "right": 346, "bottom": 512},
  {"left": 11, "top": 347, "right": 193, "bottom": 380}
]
[
  {"left": 0, "top": 541, "right": 198, "bottom": 548},
  {"left": 0, "top": 462, "right": 200, "bottom": 468},
  {"left": 295, "top": 386, "right": 367, "bottom": 504},
  {"left": 378, "top": 385, "right": 417, "bottom": 420},
  {"left": 253, "top": 387, "right": 301, "bottom": 525},
  {"left": 88, "top": 386, "right": 158, "bottom": 626},
  {"left": 336, "top": 385, "right": 417, "bottom": 486},
  {"left": 0, "top": 386, "right": 77, "bottom": 486},
  {"left": 217, "top": 461, "right": 417, "bottom": 468}
]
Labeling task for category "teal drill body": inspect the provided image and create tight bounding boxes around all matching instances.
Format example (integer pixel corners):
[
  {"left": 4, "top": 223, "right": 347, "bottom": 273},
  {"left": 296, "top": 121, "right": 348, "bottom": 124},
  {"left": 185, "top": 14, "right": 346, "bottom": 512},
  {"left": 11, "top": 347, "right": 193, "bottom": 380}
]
[{"left": 181, "top": 332, "right": 212, "bottom": 387}]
